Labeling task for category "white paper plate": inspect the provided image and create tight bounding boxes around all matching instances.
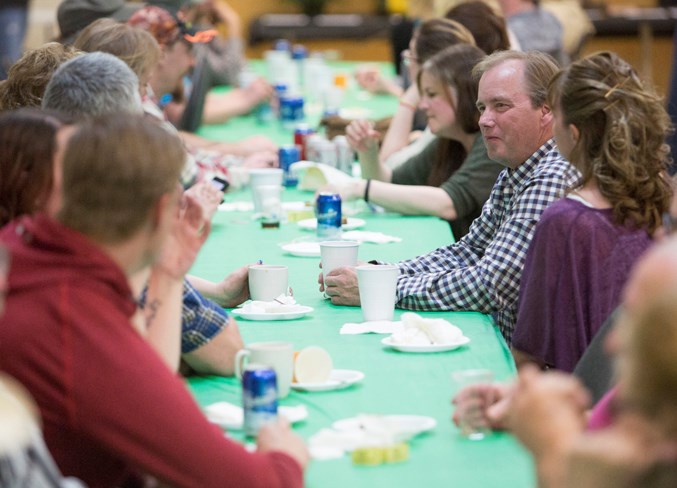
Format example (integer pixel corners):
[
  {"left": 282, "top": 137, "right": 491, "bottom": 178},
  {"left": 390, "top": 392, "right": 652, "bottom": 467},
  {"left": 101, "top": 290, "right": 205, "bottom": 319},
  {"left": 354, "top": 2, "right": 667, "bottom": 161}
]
[
  {"left": 332, "top": 414, "right": 436, "bottom": 439},
  {"left": 381, "top": 336, "right": 470, "bottom": 353},
  {"left": 297, "top": 218, "right": 366, "bottom": 231},
  {"left": 205, "top": 402, "right": 308, "bottom": 430},
  {"left": 231, "top": 306, "right": 313, "bottom": 321},
  {"left": 339, "top": 107, "right": 371, "bottom": 120},
  {"left": 291, "top": 369, "right": 365, "bottom": 392},
  {"left": 281, "top": 242, "right": 321, "bottom": 257}
]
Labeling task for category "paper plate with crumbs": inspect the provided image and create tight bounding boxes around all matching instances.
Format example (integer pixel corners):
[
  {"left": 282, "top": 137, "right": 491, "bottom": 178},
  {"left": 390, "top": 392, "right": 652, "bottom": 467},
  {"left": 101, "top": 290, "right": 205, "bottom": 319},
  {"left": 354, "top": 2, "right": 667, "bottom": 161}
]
[
  {"left": 381, "top": 336, "right": 470, "bottom": 353},
  {"left": 291, "top": 369, "right": 365, "bottom": 392},
  {"left": 232, "top": 306, "right": 313, "bottom": 321},
  {"left": 297, "top": 218, "right": 366, "bottom": 231}
]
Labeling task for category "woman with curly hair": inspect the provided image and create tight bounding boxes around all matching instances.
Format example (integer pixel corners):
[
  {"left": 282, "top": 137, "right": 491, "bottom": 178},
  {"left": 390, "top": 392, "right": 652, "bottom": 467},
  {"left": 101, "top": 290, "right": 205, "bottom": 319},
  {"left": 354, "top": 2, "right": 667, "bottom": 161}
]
[
  {"left": 0, "top": 42, "right": 80, "bottom": 112},
  {"left": 511, "top": 51, "right": 673, "bottom": 372}
]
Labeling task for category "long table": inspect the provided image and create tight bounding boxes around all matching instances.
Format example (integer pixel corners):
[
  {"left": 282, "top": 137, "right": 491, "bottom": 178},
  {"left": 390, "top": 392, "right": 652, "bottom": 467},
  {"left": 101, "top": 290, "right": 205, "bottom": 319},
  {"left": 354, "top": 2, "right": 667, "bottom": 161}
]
[
  {"left": 187, "top": 187, "right": 534, "bottom": 487},
  {"left": 197, "top": 61, "right": 399, "bottom": 146}
]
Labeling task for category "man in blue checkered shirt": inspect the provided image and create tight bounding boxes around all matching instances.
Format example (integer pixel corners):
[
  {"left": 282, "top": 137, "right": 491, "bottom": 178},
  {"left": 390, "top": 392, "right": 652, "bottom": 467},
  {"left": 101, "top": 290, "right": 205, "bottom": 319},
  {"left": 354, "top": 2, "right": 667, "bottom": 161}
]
[{"left": 322, "top": 51, "right": 580, "bottom": 343}]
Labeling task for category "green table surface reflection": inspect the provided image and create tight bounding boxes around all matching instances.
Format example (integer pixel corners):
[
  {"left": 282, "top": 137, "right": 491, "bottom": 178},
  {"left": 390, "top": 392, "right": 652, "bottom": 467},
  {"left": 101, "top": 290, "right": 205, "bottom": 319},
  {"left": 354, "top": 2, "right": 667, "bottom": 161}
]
[
  {"left": 187, "top": 186, "right": 534, "bottom": 488},
  {"left": 196, "top": 61, "right": 399, "bottom": 146}
]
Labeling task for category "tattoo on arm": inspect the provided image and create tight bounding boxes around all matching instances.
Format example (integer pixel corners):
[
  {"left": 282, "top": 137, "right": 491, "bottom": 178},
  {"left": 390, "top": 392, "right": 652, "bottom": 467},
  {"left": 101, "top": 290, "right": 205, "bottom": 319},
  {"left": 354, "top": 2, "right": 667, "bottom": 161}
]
[{"left": 146, "top": 298, "right": 162, "bottom": 329}]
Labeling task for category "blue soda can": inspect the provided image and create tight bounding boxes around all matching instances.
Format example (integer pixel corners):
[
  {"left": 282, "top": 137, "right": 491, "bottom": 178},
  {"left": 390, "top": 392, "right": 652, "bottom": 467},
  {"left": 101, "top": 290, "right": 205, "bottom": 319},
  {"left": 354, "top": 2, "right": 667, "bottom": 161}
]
[
  {"left": 242, "top": 364, "right": 278, "bottom": 437},
  {"left": 280, "top": 95, "right": 305, "bottom": 130},
  {"left": 316, "top": 192, "right": 342, "bottom": 239},
  {"left": 279, "top": 144, "right": 300, "bottom": 187}
]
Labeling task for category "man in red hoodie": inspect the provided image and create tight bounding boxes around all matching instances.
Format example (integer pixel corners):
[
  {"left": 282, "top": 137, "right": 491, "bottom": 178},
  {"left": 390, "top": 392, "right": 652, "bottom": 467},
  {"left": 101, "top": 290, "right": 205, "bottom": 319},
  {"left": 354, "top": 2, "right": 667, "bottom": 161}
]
[{"left": 0, "top": 114, "right": 308, "bottom": 487}]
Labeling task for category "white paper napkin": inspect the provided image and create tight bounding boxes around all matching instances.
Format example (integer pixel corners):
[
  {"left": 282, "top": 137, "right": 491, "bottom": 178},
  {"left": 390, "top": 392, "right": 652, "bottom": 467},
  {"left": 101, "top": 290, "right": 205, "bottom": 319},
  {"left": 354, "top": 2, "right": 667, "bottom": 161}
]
[
  {"left": 240, "top": 295, "right": 303, "bottom": 314},
  {"left": 341, "top": 230, "right": 402, "bottom": 244},
  {"left": 294, "top": 161, "right": 355, "bottom": 190},
  {"left": 340, "top": 320, "right": 403, "bottom": 335},
  {"left": 308, "top": 429, "right": 365, "bottom": 460},
  {"left": 218, "top": 201, "right": 254, "bottom": 212},
  {"left": 204, "top": 401, "right": 308, "bottom": 430},
  {"left": 308, "top": 414, "right": 420, "bottom": 460},
  {"left": 309, "top": 418, "right": 398, "bottom": 460},
  {"left": 219, "top": 201, "right": 310, "bottom": 213},
  {"left": 204, "top": 401, "right": 243, "bottom": 427},
  {"left": 282, "top": 201, "right": 313, "bottom": 211}
]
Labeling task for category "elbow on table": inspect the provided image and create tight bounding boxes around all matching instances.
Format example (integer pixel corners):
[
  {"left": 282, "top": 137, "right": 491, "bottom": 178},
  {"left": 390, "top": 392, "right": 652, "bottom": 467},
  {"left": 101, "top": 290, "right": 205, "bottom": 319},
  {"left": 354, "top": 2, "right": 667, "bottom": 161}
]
[
  {"left": 181, "top": 319, "right": 244, "bottom": 376},
  {"left": 437, "top": 201, "right": 458, "bottom": 222}
]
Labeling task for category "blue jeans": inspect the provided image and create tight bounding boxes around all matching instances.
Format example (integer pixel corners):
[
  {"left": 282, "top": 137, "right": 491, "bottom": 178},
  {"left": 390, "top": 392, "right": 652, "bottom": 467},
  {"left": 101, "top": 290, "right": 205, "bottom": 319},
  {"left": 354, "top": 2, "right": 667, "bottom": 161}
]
[{"left": 0, "top": 6, "right": 28, "bottom": 80}]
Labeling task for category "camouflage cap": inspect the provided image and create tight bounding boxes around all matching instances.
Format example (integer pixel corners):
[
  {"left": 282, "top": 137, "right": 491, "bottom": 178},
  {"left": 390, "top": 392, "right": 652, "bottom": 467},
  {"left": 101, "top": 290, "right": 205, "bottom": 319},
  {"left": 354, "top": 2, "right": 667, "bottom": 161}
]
[{"left": 127, "top": 5, "right": 215, "bottom": 46}]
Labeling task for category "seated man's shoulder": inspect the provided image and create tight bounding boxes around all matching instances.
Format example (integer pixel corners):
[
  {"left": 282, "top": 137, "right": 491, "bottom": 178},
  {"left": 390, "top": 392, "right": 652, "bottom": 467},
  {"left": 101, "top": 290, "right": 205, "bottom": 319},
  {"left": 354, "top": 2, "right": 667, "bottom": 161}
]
[{"left": 531, "top": 152, "right": 578, "bottom": 183}]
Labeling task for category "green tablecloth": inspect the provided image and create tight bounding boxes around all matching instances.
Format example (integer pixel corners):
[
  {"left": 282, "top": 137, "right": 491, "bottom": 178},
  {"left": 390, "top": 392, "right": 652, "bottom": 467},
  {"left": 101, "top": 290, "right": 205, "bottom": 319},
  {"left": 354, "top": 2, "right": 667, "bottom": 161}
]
[
  {"left": 196, "top": 61, "right": 398, "bottom": 146},
  {"left": 187, "top": 188, "right": 534, "bottom": 487}
]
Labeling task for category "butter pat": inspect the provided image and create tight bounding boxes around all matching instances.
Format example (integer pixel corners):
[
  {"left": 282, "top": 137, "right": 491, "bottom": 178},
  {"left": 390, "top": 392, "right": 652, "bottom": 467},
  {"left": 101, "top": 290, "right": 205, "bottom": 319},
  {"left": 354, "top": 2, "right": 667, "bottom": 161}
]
[
  {"left": 352, "top": 443, "right": 409, "bottom": 466},
  {"left": 294, "top": 346, "right": 333, "bottom": 383}
]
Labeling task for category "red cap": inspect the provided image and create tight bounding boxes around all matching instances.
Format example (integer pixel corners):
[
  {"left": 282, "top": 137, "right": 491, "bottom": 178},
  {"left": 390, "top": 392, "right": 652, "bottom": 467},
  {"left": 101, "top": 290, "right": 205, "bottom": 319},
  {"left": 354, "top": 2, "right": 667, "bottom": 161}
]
[{"left": 128, "top": 6, "right": 216, "bottom": 46}]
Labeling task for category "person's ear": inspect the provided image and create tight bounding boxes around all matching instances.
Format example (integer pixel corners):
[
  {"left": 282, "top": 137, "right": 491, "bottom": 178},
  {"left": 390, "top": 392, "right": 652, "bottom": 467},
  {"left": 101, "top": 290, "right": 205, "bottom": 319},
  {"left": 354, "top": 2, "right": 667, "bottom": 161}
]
[
  {"left": 540, "top": 103, "right": 553, "bottom": 127},
  {"left": 149, "top": 192, "right": 172, "bottom": 232},
  {"left": 156, "top": 45, "right": 170, "bottom": 67},
  {"left": 570, "top": 123, "right": 580, "bottom": 145}
]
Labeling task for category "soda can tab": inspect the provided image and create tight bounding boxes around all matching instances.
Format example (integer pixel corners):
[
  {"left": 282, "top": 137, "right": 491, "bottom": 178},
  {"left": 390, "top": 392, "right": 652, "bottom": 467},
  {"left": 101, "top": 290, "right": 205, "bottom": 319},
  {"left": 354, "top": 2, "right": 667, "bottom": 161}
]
[
  {"left": 316, "top": 192, "right": 342, "bottom": 239},
  {"left": 242, "top": 364, "right": 278, "bottom": 437}
]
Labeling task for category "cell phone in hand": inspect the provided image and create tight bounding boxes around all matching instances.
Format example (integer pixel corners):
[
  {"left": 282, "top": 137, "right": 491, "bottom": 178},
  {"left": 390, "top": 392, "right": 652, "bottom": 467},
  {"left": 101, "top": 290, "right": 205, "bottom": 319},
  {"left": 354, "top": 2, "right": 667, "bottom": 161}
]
[
  {"left": 211, "top": 176, "right": 229, "bottom": 192},
  {"left": 210, "top": 176, "right": 229, "bottom": 203}
]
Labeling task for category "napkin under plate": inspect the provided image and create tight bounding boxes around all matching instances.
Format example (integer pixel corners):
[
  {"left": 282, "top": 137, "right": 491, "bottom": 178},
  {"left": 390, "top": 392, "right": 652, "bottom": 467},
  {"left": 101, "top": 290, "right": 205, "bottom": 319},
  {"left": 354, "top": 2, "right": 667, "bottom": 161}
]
[
  {"left": 340, "top": 321, "right": 403, "bottom": 335},
  {"left": 205, "top": 402, "right": 308, "bottom": 430},
  {"left": 239, "top": 295, "right": 303, "bottom": 314}
]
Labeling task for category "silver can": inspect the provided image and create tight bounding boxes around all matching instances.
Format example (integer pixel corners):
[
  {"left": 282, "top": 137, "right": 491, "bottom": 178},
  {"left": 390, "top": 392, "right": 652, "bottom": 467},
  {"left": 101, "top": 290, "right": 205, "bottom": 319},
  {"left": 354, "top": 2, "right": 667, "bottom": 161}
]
[
  {"left": 333, "top": 135, "right": 354, "bottom": 175},
  {"left": 305, "top": 134, "right": 325, "bottom": 163},
  {"left": 318, "top": 139, "right": 337, "bottom": 168}
]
